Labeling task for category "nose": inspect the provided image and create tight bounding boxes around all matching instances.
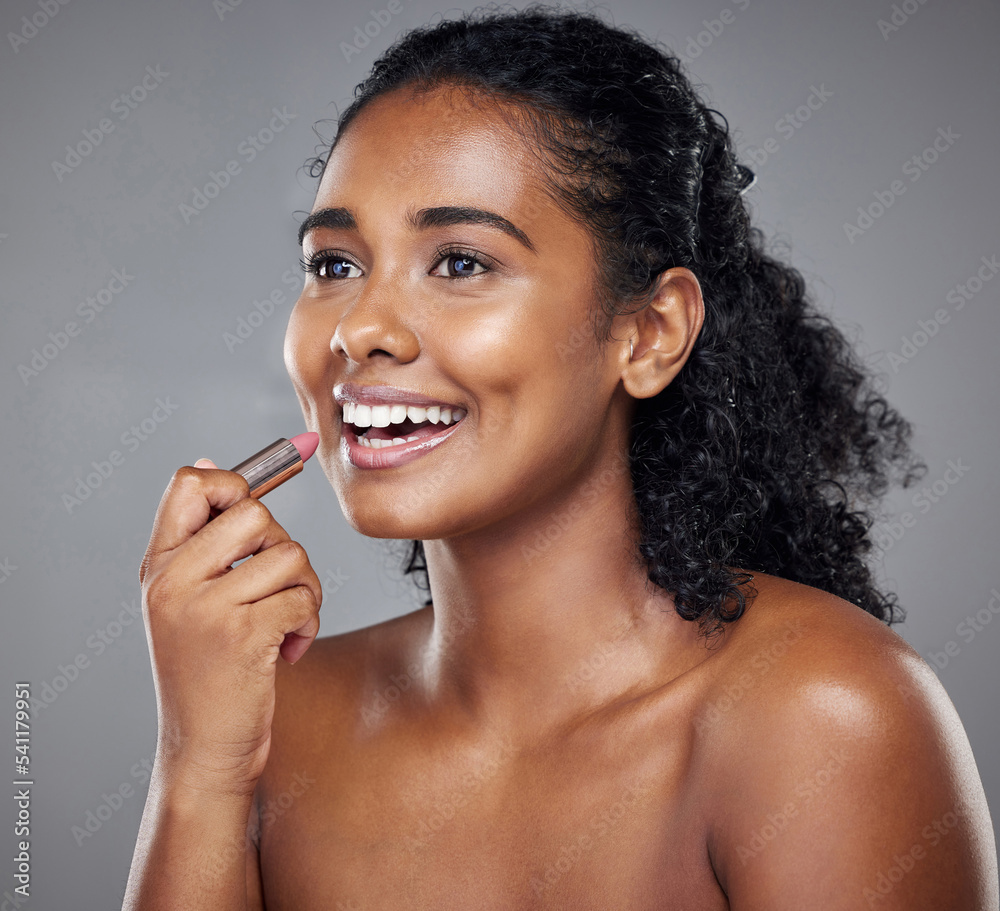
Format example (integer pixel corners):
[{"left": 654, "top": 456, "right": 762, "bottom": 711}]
[{"left": 330, "top": 267, "right": 421, "bottom": 364}]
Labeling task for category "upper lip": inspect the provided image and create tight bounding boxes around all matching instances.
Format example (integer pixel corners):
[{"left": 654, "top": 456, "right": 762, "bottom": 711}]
[{"left": 333, "top": 382, "right": 463, "bottom": 410}]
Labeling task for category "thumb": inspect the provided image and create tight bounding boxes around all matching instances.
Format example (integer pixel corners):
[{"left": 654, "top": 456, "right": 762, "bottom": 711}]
[{"left": 193, "top": 458, "right": 218, "bottom": 469}]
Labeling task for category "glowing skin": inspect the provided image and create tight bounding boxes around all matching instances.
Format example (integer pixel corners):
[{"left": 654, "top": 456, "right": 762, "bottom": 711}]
[
  {"left": 256, "top": 83, "right": 998, "bottom": 908},
  {"left": 287, "top": 88, "right": 634, "bottom": 547},
  {"left": 285, "top": 80, "right": 710, "bottom": 719},
  {"left": 121, "top": 83, "right": 995, "bottom": 910}
]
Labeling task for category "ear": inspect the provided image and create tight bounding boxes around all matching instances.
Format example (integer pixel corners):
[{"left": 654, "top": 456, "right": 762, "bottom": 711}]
[{"left": 618, "top": 267, "right": 704, "bottom": 400}]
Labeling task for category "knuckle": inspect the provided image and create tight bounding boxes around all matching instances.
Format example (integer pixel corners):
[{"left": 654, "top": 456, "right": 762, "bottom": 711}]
[
  {"left": 141, "top": 564, "right": 173, "bottom": 608},
  {"left": 273, "top": 539, "right": 308, "bottom": 568},
  {"left": 289, "top": 583, "right": 319, "bottom": 612},
  {"left": 229, "top": 495, "right": 271, "bottom": 529},
  {"left": 297, "top": 581, "right": 319, "bottom": 604},
  {"left": 227, "top": 468, "right": 251, "bottom": 497},
  {"left": 169, "top": 464, "right": 204, "bottom": 491}
]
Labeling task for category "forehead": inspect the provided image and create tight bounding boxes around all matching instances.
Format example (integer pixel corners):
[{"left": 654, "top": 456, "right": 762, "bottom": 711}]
[{"left": 314, "top": 83, "right": 563, "bottom": 232}]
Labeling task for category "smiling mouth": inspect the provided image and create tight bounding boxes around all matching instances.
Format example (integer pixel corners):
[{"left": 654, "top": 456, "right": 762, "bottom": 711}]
[{"left": 342, "top": 402, "right": 467, "bottom": 449}]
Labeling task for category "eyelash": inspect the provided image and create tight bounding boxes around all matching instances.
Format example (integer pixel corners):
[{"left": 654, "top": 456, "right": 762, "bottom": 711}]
[{"left": 299, "top": 245, "right": 493, "bottom": 280}]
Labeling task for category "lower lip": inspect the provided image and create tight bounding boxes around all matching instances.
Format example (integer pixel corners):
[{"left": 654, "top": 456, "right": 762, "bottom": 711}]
[{"left": 341, "top": 418, "right": 464, "bottom": 470}]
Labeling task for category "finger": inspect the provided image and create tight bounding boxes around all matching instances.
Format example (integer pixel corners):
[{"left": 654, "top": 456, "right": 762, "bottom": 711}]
[
  {"left": 249, "top": 586, "right": 322, "bottom": 664},
  {"left": 191, "top": 459, "right": 228, "bottom": 518},
  {"left": 280, "top": 625, "right": 320, "bottom": 665},
  {"left": 213, "top": 539, "right": 323, "bottom": 610},
  {"left": 143, "top": 466, "right": 251, "bottom": 574},
  {"left": 174, "top": 496, "right": 294, "bottom": 580}
]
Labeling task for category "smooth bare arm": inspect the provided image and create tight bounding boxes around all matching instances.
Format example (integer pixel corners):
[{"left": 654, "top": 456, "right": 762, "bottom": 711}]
[
  {"left": 122, "top": 462, "right": 321, "bottom": 910},
  {"left": 123, "top": 779, "right": 256, "bottom": 910},
  {"left": 247, "top": 785, "right": 266, "bottom": 911}
]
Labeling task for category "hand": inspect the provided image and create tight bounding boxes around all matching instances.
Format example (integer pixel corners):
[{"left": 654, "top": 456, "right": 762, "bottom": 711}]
[{"left": 138, "top": 458, "right": 322, "bottom": 795}]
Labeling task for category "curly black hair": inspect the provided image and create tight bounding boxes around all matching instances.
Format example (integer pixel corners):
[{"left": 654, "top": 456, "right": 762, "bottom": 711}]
[{"left": 306, "top": 3, "right": 924, "bottom": 637}]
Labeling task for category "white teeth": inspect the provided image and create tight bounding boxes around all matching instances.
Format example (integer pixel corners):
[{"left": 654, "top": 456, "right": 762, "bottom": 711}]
[
  {"left": 370, "top": 405, "right": 391, "bottom": 428},
  {"left": 342, "top": 400, "right": 467, "bottom": 428},
  {"left": 358, "top": 434, "right": 424, "bottom": 449}
]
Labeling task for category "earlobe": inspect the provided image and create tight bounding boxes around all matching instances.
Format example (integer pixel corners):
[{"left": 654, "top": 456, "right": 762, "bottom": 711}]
[{"left": 621, "top": 267, "right": 704, "bottom": 400}]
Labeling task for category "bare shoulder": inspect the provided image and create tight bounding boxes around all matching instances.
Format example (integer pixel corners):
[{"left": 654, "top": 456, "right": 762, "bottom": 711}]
[
  {"left": 693, "top": 571, "right": 948, "bottom": 763},
  {"left": 699, "top": 572, "right": 999, "bottom": 909},
  {"left": 704, "top": 570, "right": 932, "bottom": 702}
]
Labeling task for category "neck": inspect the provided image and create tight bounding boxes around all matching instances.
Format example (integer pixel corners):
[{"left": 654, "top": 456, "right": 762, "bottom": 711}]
[{"left": 419, "top": 442, "right": 708, "bottom": 737}]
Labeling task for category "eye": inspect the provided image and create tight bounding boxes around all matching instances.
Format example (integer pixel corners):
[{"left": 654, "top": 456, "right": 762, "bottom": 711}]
[
  {"left": 430, "top": 246, "right": 492, "bottom": 278},
  {"left": 300, "top": 250, "right": 362, "bottom": 280}
]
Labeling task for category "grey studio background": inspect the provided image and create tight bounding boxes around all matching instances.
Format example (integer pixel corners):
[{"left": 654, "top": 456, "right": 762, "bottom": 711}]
[{"left": 1, "top": 0, "right": 998, "bottom": 906}]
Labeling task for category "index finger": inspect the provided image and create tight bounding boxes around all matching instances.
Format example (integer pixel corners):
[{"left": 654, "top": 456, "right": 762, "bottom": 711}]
[{"left": 141, "top": 465, "right": 251, "bottom": 581}]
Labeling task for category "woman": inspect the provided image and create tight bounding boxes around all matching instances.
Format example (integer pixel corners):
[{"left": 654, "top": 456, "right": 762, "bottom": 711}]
[{"left": 123, "top": 6, "right": 998, "bottom": 908}]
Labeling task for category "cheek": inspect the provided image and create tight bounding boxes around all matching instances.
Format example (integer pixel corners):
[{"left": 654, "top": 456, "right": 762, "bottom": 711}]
[
  {"left": 283, "top": 301, "right": 331, "bottom": 397},
  {"left": 463, "top": 311, "right": 601, "bottom": 453}
]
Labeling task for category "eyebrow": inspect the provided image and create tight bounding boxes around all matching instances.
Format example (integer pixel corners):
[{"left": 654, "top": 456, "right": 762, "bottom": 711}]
[{"left": 297, "top": 205, "right": 535, "bottom": 252}]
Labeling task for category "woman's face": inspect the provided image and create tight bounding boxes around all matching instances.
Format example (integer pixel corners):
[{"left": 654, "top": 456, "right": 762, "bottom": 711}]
[{"left": 285, "top": 83, "right": 634, "bottom": 541}]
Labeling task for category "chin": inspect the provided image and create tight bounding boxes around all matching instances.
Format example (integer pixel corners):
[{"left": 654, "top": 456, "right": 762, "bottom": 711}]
[{"left": 340, "top": 498, "right": 471, "bottom": 543}]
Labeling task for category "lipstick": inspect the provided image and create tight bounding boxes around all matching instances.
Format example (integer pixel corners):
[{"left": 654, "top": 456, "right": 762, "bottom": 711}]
[{"left": 231, "top": 432, "right": 319, "bottom": 498}]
